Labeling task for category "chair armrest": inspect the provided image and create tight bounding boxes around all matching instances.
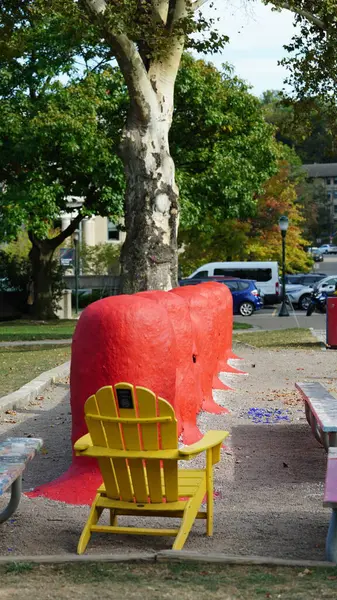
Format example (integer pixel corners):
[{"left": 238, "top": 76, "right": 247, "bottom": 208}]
[
  {"left": 179, "top": 430, "right": 228, "bottom": 459},
  {"left": 74, "top": 433, "right": 93, "bottom": 452}
]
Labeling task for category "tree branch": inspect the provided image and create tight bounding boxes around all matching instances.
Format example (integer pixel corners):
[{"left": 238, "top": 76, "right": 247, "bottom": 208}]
[
  {"left": 190, "top": 0, "right": 210, "bottom": 11},
  {"left": 152, "top": 0, "right": 169, "bottom": 24},
  {"left": 48, "top": 212, "right": 83, "bottom": 251},
  {"left": 84, "top": 0, "right": 156, "bottom": 121},
  {"left": 278, "top": 3, "right": 325, "bottom": 30}
]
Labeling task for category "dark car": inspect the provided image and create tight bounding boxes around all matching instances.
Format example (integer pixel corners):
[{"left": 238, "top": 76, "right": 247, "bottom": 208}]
[
  {"left": 312, "top": 250, "right": 324, "bottom": 262},
  {"left": 284, "top": 273, "right": 327, "bottom": 287},
  {"left": 178, "top": 277, "right": 263, "bottom": 316}
]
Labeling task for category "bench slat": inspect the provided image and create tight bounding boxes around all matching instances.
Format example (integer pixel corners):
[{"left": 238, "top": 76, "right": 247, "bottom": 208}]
[
  {"left": 0, "top": 438, "right": 43, "bottom": 495},
  {"left": 296, "top": 383, "right": 337, "bottom": 432}
]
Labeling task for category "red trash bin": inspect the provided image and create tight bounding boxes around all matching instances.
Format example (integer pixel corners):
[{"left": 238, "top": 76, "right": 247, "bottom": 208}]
[{"left": 327, "top": 297, "right": 337, "bottom": 348}]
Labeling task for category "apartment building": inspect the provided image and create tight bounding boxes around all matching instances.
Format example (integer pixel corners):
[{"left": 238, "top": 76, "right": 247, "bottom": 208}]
[{"left": 302, "top": 163, "right": 337, "bottom": 226}]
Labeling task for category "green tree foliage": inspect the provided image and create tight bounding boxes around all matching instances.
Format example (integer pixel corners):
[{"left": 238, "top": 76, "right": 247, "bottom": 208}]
[
  {"left": 179, "top": 159, "right": 313, "bottom": 276},
  {"left": 261, "top": 91, "right": 337, "bottom": 164},
  {"left": 80, "top": 243, "right": 121, "bottom": 275},
  {"left": 264, "top": 1, "right": 337, "bottom": 98},
  {"left": 172, "top": 56, "right": 279, "bottom": 229},
  {"left": 0, "top": 2, "right": 125, "bottom": 317}
]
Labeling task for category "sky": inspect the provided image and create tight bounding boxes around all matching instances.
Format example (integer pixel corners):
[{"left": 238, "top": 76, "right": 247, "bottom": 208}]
[{"left": 200, "top": 0, "right": 298, "bottom": 97}]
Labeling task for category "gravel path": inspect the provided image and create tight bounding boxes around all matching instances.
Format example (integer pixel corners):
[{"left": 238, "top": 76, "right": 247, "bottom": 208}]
[{"left": 0, "top": 343, "right": 335, "bottom": 560}]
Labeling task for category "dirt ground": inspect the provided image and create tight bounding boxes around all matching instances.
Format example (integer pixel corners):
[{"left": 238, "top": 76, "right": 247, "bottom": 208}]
[{"left": 0, "top": 342, "right": 335, "bottom": 560}]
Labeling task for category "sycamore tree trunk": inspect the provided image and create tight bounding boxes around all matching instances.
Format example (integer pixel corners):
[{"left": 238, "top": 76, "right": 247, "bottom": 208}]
[
  {"left": 83, "top": 0, "right": 189, "bottom": 294},
  {"left": 120, "top": 112, "right": 179, "bottom": 293}
]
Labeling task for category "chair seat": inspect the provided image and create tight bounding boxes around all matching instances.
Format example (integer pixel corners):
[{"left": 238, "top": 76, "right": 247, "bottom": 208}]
[{"left": 97, "top": 468, "right": 206, "bottom": 502}]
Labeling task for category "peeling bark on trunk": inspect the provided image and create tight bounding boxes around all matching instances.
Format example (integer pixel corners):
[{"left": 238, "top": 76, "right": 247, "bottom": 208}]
[{"left": 120, "top": 111, "right": 179, "bottom": 294}]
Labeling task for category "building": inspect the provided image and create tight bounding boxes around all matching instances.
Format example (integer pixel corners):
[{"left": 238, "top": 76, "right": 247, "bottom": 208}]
[
  {"left": 60, "top": 213, "right": 125, "bottom": 246},
  {"left": 302, "top": 163, "right": 337, "bottom": 227},
  {"left": 60, "top": 199, "right": 125, "bottom": 276},
  {"left": 60, "top": 196, "right": 125, "bottom": 247}
]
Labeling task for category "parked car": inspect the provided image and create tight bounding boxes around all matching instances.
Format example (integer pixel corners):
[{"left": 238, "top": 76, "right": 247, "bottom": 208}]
[
  {"left": 178, "top": 277, "right": 263, "bottom": 316},
  {"left": 314, "top": 275, "right": 337, "bottom": 295},
  {"left": 319, "top": 244, "right": 337, "bottom": 254},
  {"left": 312, "top": 250, "right": 324, "bottom": 262},
  {"left": 284, "top": 273, "right": 327, "bottom": 287},
  {"left": 284, "top": 284, "right": 313, "bottom": 310}
]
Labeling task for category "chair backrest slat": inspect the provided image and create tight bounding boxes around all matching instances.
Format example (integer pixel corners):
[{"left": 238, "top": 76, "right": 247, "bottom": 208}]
[
  {"left": 136, "top": 387, "right": 162, "bottom": 502},
  {"left": 137, "top": 387, "right": 159, "bottom": 450},
  {"left": 95, "top": 386, "right": 133, "bottom": 501},
  {"left": 158, "top": 396, "right": 178, "bottom": 502},
  {"left": 85, "top": 394, "right": 119, "bottom": 499},
  {"left": 114, "top": 383, "right": 149, "bottom": 502},
  {"left": 84, "top": 383, "right": 179, "bottom": 504}
]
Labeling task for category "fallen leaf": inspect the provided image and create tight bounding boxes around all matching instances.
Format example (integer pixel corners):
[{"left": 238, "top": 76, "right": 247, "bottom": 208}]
[
  {"left": 5, "top": 410, "right": 16, "bottom": 416},
  {"left": 298, "top": 569, "right": 312, "bottom": 577}
]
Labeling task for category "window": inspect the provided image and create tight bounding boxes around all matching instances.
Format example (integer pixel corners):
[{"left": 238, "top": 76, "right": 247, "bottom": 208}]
[
  {"left": 192, "top": 270, "right": 208, "bottom": 279},
  {"left": 223, "top": 281, "right": 239, "bottom": 291},
  {"left": 334, "top": 205, "right": 337, "bottom": 214},
  {"left": 214, "top": 268, "right": 272, "bottom": 282},
  {"left": 334, "top": 178, "right": 337, "bottom": 184},
  {"left": 107, "top": 221, "right": 119, "bottom": 241},
  {"left": 328, "top": 192, "right": 332, "bottom": 200},
  {"left": 334, "top": 191, "right": 337, "bottom": 199},
  {"left": 237, "top": 281, "right": 250, "bottom": 290},
  {"left": 327, "top": 178, "right": 332, "bottom": 185}
]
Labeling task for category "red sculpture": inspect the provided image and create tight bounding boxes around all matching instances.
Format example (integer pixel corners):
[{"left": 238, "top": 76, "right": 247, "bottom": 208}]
[{"left": 29, "top": 284, "right": 238, "bottom": 505}]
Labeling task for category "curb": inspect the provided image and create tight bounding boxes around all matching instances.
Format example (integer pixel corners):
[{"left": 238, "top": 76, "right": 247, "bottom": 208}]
[
  {"left": 0, "top": 339, "right": 71, "bottom": 347},
  {"left": 0, "top": 550, "right": 334, "bottom": 568},
  {"left": 156, "top": 550, "right": 336, "bottom": 567},
  {"left": 0, "top": 361, "right": 71, "bottom": 413}
]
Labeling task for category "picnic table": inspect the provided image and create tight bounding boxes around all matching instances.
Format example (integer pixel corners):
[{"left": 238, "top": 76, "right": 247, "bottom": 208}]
[
  {"left": 0, "top": 437, "right": 43, "bottom": 523},
  {"left": 296, "top": 382, "right": 337, "bottom": 562}
]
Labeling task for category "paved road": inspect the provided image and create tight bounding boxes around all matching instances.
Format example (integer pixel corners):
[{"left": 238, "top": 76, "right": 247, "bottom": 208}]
[
  {"left": 234, "top": 307, "right": 326, "bottom": 331},
  {"left": 313, "top": 254, "right": 337, "bottom": 276}
]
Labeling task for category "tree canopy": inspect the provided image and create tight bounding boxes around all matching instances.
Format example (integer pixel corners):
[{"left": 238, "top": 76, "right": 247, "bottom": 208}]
[
  {"left": 172, "top": 56, "right": 279, "bottom": 230},
  {"left": 179, "top": 155, "right": 313, "bottom": 275}
]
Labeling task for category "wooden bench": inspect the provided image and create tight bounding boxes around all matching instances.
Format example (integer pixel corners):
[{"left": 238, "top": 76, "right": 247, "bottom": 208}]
[
  {"left": 295, "top": 382, "right": 337, "bottom": 451},
  {"left": 0, "top": 437, "right": 43, "bottom": 523},
  {"left": 324, "top": 448, "right": 337, "bottom": 562}
]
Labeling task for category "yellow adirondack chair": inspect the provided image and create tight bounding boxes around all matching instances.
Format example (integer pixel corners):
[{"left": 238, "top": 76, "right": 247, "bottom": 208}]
[{"left": 74, "top": 382, "right": 228, "bottom": 554}]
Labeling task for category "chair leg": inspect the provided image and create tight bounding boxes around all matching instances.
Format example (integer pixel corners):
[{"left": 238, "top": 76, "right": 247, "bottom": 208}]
[
  {"left": 77, "top": 494, "right": 102, "bottom": 555},
  {"left": 173, "top": 483, "right": 206, "bottom": 551},
  {"left": 110, "top": 510, "right": 117, "bottom": 526},
  {"left": 206, "top": 450, "right": 213, "bottom": 537}
]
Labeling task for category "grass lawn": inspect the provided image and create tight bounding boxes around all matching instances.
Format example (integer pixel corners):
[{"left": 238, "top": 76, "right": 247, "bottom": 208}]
[
  {"left": 0, "top": 319, "right": 249, "bottom": 341},
  {"left": 0, "top": 344, "right": 71, "bottom": 397},
  {"left": 2, "top": 562, "right": 337, "bottom": 600},
  {"left": 233, "top": 328, "right": 321, "bottom": 350},
  {"left": 0, "top": 320, "right": 76, "bottom": 341},
  {"left": 233, "top": 322, "right": 252, "bottom": 330}
]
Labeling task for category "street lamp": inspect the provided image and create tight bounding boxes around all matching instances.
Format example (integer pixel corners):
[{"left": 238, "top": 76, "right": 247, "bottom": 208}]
[
  {"left": 279, "top": 215, "right": 289, "bottom": 317},
  {"left": 73, "top": 229, "right": 80, "bottom": 316}
]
